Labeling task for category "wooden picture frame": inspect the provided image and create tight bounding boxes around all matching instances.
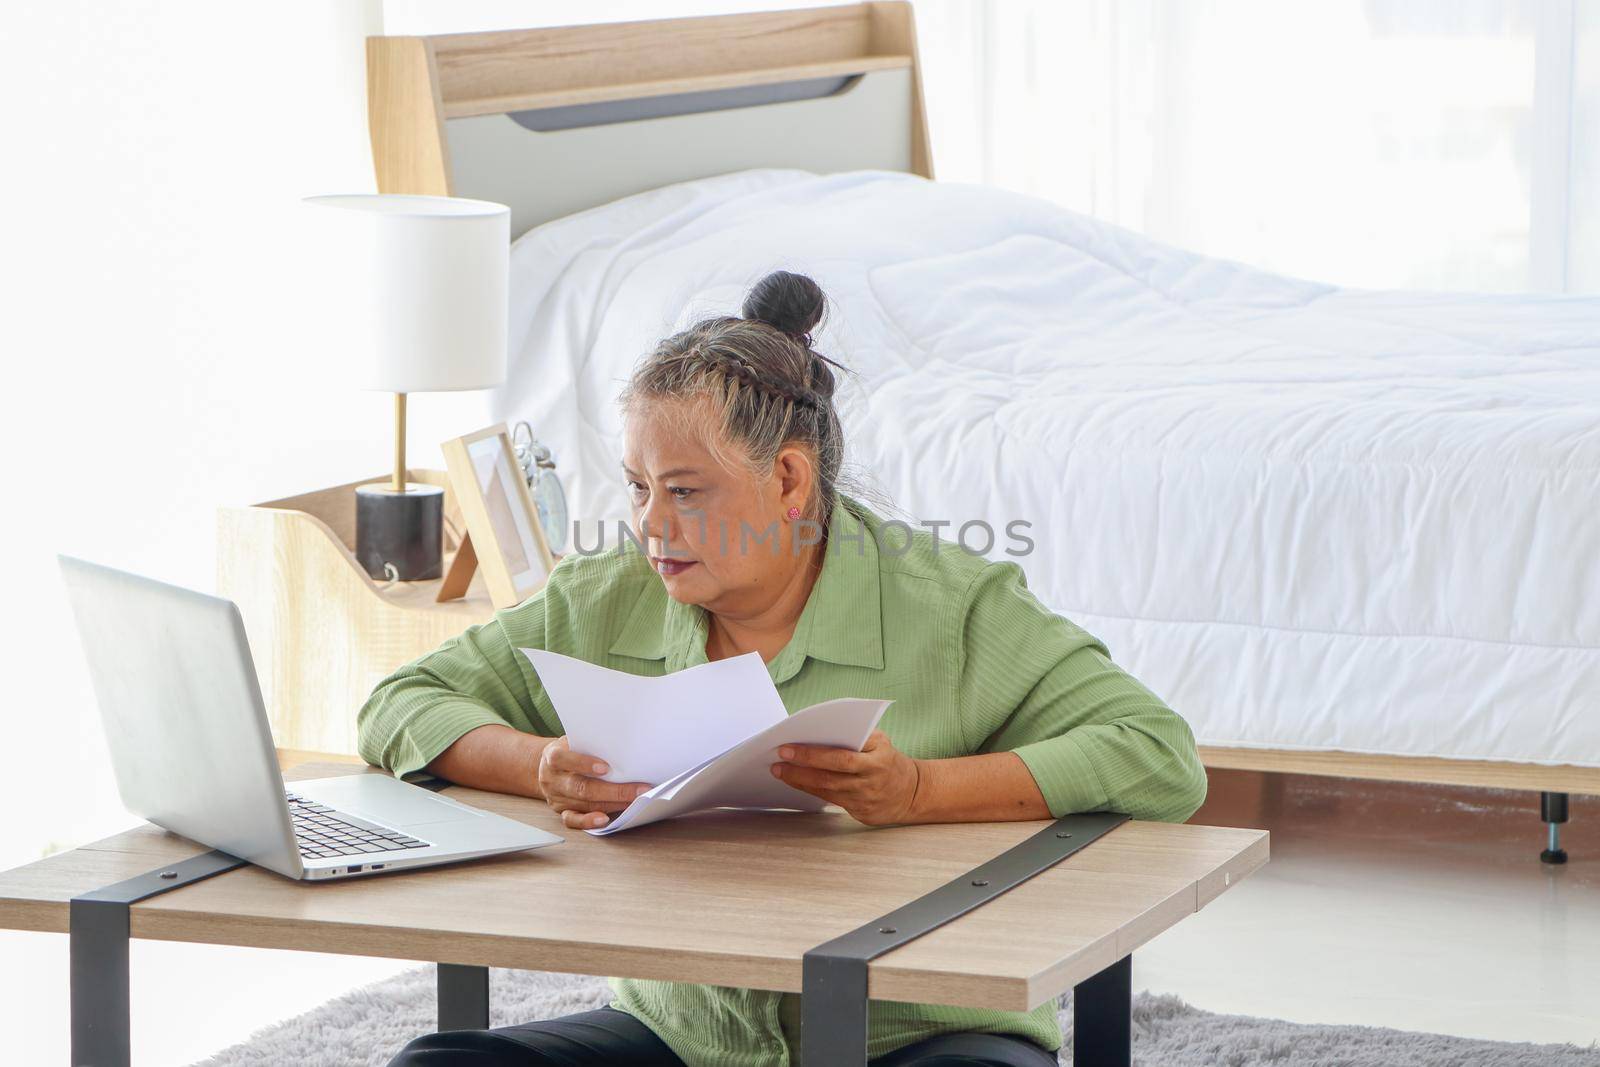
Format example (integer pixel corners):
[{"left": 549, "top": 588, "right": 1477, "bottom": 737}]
[{"left": 440, "top": 424, "right": 556, "bottom": 608}]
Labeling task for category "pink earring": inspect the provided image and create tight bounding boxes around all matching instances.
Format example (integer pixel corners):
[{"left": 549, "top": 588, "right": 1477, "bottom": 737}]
[{"left": 786, "top": 506, "right": 802, "bottom": 521}]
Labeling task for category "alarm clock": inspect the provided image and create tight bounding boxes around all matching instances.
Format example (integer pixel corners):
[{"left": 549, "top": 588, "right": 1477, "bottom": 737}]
[{"left": 512, "top": 421, "right": 569, "bottom": 555}]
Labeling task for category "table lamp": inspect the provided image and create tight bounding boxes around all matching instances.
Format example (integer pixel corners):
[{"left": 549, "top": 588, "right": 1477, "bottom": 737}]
[{"left": 303, "top": 193, "right": 510, "bottom": 582}]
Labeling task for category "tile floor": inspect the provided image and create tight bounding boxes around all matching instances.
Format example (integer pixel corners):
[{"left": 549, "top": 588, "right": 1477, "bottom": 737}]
[
  {"left": 1134, "top": 769, "right": 1600, "bottom": 1049},
  {"left": 2, "top": 769, "right": 1595, "bottom": 1064}
]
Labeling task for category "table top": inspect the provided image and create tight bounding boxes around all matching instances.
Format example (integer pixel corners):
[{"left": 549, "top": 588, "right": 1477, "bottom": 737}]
[{"left": 0, "top": 762, "right": 1268, "bottom": 1011}]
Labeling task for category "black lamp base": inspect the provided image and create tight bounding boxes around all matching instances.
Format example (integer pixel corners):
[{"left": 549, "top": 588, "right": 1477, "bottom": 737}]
[{"left": 355, "top": 482, "right": 443, "bottom": 581}]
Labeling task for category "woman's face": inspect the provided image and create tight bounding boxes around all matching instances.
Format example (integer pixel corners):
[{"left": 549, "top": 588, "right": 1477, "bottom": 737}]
[{"left": 620, "top": 398, "right": 814, "bottom": 613}]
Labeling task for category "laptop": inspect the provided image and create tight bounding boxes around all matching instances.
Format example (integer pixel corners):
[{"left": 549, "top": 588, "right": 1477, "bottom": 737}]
[{"left": 58, "top": 555, "right": 562, "bottom": 880}]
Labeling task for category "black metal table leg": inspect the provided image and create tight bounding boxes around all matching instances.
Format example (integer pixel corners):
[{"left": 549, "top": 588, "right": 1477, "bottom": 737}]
[
  {"left": 799, "top": 953, "right": 870, "bottom": 1064},
  {"left": 1073, "top": 953, "right": 1131, "bottom": 1067},
  {"left": 69, "top": 849, "right": 246, "bottom": 1067},
  {"left": 70, "top": 898, "right": 132, "bottom": 1067},
  {"left": 438, "top": 963, "right": 491, "bottom": 1031},
  {"left": 801, "top": 811, "right": 1132, "bottom": 1067}
]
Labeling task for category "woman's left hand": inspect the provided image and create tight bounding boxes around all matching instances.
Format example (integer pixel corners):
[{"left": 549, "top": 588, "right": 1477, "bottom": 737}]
[{"left": 770, "top": 730, "right": 922, "bottom": 826}]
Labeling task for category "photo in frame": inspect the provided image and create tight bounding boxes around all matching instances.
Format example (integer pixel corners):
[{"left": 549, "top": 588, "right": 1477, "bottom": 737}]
[{"left": 440, "top": 424, "right": 556, "bottom": 608}]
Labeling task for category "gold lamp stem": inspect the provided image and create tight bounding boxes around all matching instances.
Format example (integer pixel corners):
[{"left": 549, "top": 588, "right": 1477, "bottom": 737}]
[{"left": 392, "top": 392, "right": 407, "bottom": 493}]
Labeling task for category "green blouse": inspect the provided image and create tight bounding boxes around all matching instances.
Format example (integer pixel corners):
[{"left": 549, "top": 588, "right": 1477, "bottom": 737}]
[{"left": 356, "top": 494, "right": 1207, "bottom": 1066}]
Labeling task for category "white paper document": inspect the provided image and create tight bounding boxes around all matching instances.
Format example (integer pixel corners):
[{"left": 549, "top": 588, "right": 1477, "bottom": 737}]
[{"left": 521, "top": 648, "right": 891, "bottom": 835}]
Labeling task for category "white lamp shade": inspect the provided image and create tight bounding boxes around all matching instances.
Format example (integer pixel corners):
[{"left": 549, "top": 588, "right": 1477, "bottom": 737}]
[{"left": 303, "top": 194, "right": 509, "bottom": 393}]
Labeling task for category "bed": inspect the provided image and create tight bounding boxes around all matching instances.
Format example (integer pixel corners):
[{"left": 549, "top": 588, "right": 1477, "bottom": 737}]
[{"left": 365, "top": 4, "right": 1600, "bottom": 816}]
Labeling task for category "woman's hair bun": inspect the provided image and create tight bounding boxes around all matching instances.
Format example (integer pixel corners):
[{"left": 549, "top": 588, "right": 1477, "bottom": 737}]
[{"left": 741, "top": 270, "right": 825, "bottom": 341}]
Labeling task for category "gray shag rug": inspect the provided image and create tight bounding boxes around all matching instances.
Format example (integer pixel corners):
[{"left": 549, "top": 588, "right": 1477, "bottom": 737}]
[{"left": 191, "top": 966, "right": 1600, "bottom": 1066}]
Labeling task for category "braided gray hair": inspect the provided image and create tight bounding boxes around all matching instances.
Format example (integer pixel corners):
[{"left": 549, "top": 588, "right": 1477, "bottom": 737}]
[{"left": 619, "top": 271, "right": 848, "bottom": 523}]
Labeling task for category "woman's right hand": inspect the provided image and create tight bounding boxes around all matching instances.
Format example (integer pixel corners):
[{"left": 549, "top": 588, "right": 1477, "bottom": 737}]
[{"left": 536, "top": 736, "right": 652, "bottom": 831}]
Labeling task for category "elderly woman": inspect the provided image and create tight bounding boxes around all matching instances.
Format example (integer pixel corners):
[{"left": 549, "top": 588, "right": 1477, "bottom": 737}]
[{"left": 363, "top": 271, "right": 1207, "bottom": 1067}]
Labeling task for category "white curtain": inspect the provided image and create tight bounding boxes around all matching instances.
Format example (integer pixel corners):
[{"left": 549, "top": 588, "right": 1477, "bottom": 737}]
[{"left": 914, "top": 0, "right": 1600, "bottom": 294}]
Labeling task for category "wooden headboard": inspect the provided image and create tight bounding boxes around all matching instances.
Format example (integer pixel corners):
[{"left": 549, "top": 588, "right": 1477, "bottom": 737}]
[{"left": 366, "top": 3, "right": 932, "bottom": 237}]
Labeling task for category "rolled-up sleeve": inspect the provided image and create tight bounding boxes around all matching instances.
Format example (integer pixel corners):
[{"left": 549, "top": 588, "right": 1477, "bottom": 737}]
[
  {"left": 956, "top": 561, "right": 1207, "bottom": 823},
  {"left": 355, "top": 585, "right": 562, "bottom": 779}
]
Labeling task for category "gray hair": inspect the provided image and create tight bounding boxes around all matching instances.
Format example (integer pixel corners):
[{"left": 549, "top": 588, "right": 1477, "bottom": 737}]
[{"left": 619, "top": 271, "right": 849, "bottom": 524}]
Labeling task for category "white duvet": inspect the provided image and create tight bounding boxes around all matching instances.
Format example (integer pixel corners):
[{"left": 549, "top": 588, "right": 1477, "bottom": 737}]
[{"left": 499, "top": 169, "right": 1600, "bottom": 768}]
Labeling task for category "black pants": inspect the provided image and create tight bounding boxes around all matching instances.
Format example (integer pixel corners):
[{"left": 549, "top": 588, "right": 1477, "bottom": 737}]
[{"left": 389, "top": 1005, "right": 1058, "bottom": 1066}]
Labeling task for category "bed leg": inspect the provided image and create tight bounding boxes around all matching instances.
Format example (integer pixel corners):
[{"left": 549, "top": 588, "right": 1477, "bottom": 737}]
[{"left": 1540, "top": 791, "right": 1568, "bottom": 865}]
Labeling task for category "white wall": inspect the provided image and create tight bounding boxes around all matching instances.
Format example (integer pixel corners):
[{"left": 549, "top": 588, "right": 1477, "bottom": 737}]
[
  {"left": 0, "top": 0, "right": 486, "bottom": 868},
  {"left": 382, "top": 0, "right": 845, "bottom": 34}
]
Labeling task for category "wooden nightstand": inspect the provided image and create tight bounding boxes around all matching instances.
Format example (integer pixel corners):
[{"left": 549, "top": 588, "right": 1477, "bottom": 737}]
[{"left": 218, "top": 470, "right": 506, "bottom": 756}]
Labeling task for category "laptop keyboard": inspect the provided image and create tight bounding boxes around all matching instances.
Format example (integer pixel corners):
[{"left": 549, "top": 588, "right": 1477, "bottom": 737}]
[{"left": 285, "top": 791, "right": 432, "bottom": 860}]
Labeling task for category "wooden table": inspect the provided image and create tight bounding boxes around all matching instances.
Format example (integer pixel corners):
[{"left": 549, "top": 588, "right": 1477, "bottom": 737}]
[{"left": 0, "top": 762, "right": 1268, "bottom": 1066}]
